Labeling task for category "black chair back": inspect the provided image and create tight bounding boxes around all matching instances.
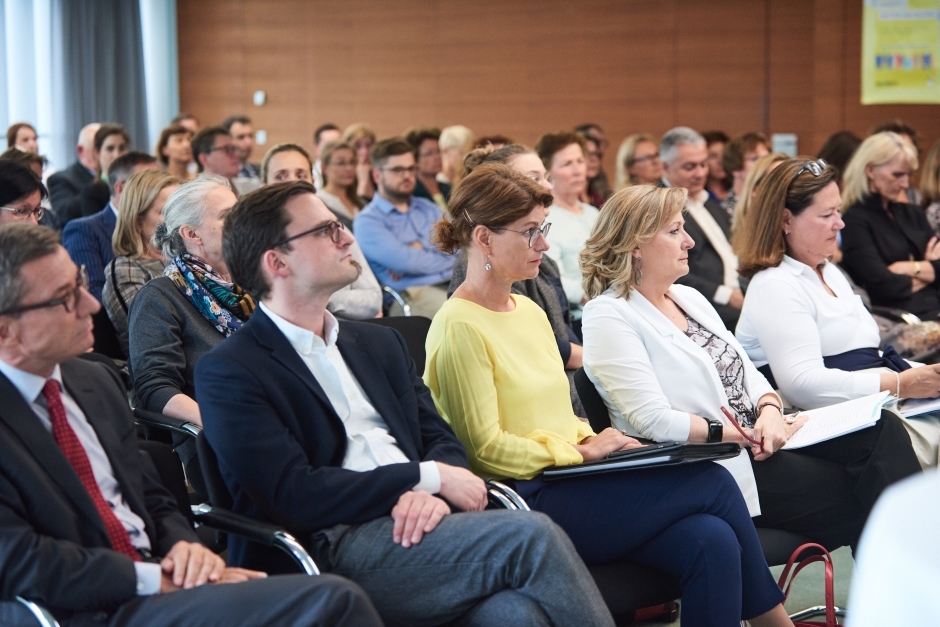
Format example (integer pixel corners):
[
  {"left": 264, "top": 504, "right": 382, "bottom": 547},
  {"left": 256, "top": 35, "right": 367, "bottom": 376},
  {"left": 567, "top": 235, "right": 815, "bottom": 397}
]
[
  {"left": 138, "top": 440, "right": 193, "bottom": 523},
  {"left": 364, "top": 316, "right": 432, "bottom": 377},
  {"left": 196, "top": 431, "right": 234, "bottom": 510},
  {"left": 91, "top": 308, "right": 125, "bottom": 360},
  {"left": 574, "top": 367, "right": 613, "bottom": 433}
]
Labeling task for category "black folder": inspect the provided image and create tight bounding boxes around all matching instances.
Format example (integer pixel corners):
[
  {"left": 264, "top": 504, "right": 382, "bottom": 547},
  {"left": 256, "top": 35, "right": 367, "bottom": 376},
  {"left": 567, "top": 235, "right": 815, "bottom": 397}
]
[{"left": 542, "top": 441, "right": 742, "bottom": 482}]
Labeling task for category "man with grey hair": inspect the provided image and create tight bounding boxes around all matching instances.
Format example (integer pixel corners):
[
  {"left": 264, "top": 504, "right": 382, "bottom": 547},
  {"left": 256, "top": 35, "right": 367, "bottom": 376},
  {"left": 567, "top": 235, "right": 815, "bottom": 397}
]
[
  {"left": 48, "top": 122, "right": 101, "bottom": 227},
  {"left": 661, "top": 126, "right": 745, "bottom": 330},
  {"left": 62, "top": 151, "right": 158, "bottom": 301},
  {"left": 0, "top": 222, "right": 382, "bottom": 626}
]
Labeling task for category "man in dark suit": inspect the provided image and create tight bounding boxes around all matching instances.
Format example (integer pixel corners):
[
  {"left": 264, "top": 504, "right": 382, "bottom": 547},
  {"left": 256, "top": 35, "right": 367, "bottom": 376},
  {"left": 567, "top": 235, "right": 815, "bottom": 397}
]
[
  {"left": 661, "top": 126, "right": 746, "bottom": 330},
  {"left": 0, "top": 223, "right": 382, "bottom": 627},
  {"left": 61, "top": 152, "right": 158, "bottom": 301},
  {"left": 48, "top": 123, "right": 100, "bottom": 228},
  {"left": 196, "top": 181, "right": 615, "bottom": 627}
]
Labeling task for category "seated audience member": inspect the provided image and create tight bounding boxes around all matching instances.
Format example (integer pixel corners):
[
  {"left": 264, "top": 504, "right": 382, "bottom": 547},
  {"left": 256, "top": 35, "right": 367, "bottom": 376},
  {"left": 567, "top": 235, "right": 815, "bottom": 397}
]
[
  {"left": 846, "top": 470, "right": 940, "bottom": 627},
  {"left": 171, "top": 112, "right": 200, "bottom": 134},
  {"left": 317, "top": 141, "right": 365, "bottom": 227},
  {"left": 155, "top": 123, "right": 194, "bottom": 180},
  {"left": 102, "top": 170, "right": 180, "bottom": 355},
  {"left": 129, "top": 175, "right": 254, "bottom": 428},
  {"left": 76, "top": 124, "right": 132, "bottom": 219},
  {"left": 260, "top": 144, "right": 381, "bottom": 320},
  {"left": 575, "top": 123, "right": 613, "bottom": 204},
  {"left": 817, "top": 130, "right": 862, "bottom": 190},
  {"left": 702, "top": 130, "right": 731, "bottom": 204},
  {"left": 354, "top": 138, "right": 456, "bottom": 318},
  {"left": 0, "top": 160, "right": 46, "bottom": 227},
  {"left": 6, "top": 121, "right": 38, "bottom": 152},
  {"left": 438, "top": 124, "right": 474, "bottom": 186},
  {"left": 614, "top": 134, "right": 663, "bottom": 190},
  {"left": 341, "top": 122, "right": 377, "bottom": 202},
  {"left": 62, "top": 152, "right": 158, "bottom": 301},
  {"left": 425, "top": 165, "right": 792, "bottom": 626},
  {"left": 1, "top": 146, "right": 47, "bottom": 178},
  {"left": 473, "top": 134, "right": 513, "bottom": 150},
  {"left": 580, "top": 184, "right": 921, "bottom": 549},
  {"left": 921, "top": 139, "right": 940, "bottom": 238},
  {"left": 578, "top": 133, "right": 606, "bottom": 208},
  {"left": 447, "top": 145, "right": 586, "bottom": 417},
  {"left": 872, "top": 119, "right": 921, "bottom": 204},
  {"left": 311, "top": 122, "right": 341, "bottom": 191},
  {"left": 535, "top": 131, "right": 598, "bottom": 316},
  {"left": 191, "top": 126, "right": 241, "bottom": 185},
  {"left": 404, "top": 126, "right": 451, "bottom": 212},
  {"left": 222, "top": 115, "right": 261, "bottom": 191},
  {"left": 0, "top": 223, "right": 383, "bottom": 627},
  {"left": 734, "top": 157, "right": 940, "bottom": 466},
  {"left": 661, "top": 126, "right": 745, "bottom": 330},
  {"left": 730, "top": 152, "right": 789, "bottom": 232},
  {"left": 721, "top": 132, "right": 770, "bottom": 216},
  {"left": 48, "top": 122, "right": 100, "bottom": 226},
  {"left": 195, "top": 181, "right": 616, "bottom": 627},
  {"left": 840, "top": 132, "right": 940, "bottom": 318}
]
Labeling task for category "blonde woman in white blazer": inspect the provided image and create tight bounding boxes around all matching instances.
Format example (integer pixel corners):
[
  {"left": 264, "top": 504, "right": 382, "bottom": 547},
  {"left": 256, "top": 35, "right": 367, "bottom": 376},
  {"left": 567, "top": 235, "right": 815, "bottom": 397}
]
[{"left": 581, "top": 184, "right": 921, "bottom": 550}]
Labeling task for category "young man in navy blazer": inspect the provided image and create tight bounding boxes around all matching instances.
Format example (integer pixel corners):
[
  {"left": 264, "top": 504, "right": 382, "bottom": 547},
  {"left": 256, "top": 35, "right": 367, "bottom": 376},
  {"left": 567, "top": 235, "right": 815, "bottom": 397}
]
[
  {"left": 0, "top": 223, "right": 382, "bottom": 626},
  {"left": 196, "top": 181, "right": 614, "bottom": 627}
]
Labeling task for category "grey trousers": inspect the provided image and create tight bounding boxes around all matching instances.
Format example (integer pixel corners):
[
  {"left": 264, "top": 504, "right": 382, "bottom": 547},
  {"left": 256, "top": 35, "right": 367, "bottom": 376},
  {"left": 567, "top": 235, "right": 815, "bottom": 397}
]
[
  {"left": 26, "top": 574, "right": 381, "bottom": 627},
  {"left": 319, "top": 509, "right": 614, "bottom": 627}
]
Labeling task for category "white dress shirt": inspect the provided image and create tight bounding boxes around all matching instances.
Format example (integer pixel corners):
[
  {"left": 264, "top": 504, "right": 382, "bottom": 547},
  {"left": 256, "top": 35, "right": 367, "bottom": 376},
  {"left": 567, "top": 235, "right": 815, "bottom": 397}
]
[
  {"left": 0, "top": 359, "right": 161, "bottom": 595},
  {"left": 683, "top": 189, "right": 740, "bottom": 305},
  {"left": 847, "top": 469, "right": 940, "bottom": 626},
  {"left": 736, "top": 256, "right": 883, "bottom": 409},
  {"left": 259, "top": 302, "right": 440, "bottom": 492}
]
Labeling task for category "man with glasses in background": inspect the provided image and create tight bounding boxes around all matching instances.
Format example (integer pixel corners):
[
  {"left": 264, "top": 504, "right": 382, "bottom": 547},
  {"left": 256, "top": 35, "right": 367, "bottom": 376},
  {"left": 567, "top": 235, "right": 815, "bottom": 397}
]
[
  {"left": 192, "top": 127, "right": 242, "bottom": 189},
  {"left": 354, "top": 137, "right": 456, "bottom": 318}
]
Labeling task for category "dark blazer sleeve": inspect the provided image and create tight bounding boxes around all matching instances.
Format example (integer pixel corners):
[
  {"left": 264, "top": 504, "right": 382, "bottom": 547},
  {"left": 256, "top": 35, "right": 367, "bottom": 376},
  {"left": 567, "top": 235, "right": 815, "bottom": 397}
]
[
  {"left": 841, "top": 208, "right": 915, "bottom": 305},
  {"left": 62, "top": 216, "right": 108, "bottom": 301},
  {"left": 675, "top": 212, "right": 725, "bottom": 301},
  {"left": 48, "top": 164, "right": 92, "bottom": 226}
]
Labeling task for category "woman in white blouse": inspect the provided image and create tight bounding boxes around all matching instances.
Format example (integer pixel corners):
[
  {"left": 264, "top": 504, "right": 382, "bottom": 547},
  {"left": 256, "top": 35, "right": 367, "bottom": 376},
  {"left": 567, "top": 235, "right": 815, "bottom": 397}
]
[
  {"left": 734, "top": 157, "right": 940, "bottom": 465},
  {"left": 535, "top": 132, "right": 599, "bottom": 316},
  {"left": 581, "top": 184, "right": 921, "bottom": 550}
]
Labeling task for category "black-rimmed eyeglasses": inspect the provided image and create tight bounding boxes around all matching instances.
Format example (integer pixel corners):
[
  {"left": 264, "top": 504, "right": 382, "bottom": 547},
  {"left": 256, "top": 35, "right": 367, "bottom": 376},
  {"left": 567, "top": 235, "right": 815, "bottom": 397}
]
[
  {"left": 487, "top": 222, "right": 552, "bottom": 248},
  {"left": 274, "top": 221, "right": 345, "bottom": 248},
  {"left": 0, "top": 265, "right": 88, "bottom": 316}
]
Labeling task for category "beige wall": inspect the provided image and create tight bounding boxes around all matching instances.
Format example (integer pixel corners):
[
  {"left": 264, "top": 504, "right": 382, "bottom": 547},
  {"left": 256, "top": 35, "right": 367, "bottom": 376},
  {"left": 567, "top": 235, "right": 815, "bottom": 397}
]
[{"left": 178, "top": 0, "right": 940, "bottom": 173}]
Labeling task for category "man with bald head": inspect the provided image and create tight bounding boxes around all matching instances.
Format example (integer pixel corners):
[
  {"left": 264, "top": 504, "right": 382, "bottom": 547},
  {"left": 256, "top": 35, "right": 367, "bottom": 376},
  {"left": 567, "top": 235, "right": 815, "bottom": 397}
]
[{"left": 48, "top": 123, "right": 101, "bottom": 227}]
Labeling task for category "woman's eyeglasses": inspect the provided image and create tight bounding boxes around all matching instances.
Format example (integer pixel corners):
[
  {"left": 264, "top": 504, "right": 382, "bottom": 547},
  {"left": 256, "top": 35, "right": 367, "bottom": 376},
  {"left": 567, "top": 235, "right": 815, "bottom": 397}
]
[
  {"left": 1, "top": 204, "right": 44, "bottom": 221},
  {"left": 487, "top": 222, "right": 552, "bottom": 248},
  {"left": 791, "top": 158, "right": 828, "bottom": 182}
]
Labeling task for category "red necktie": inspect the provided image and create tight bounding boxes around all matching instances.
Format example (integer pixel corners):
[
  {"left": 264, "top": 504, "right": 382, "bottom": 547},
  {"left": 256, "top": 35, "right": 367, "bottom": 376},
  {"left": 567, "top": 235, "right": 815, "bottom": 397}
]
[{"left": 42, "top": 380, "right": 140, "bottom": 561}]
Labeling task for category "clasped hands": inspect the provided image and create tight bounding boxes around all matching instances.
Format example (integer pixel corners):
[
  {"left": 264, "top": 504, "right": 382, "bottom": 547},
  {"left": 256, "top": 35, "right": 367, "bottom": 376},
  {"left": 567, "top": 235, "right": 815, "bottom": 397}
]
[
  {"left": 159, "top": 541, "right": 266, "bottom": 593},
  {"left": 391, "top": 462, "right": 487, "bottom": 549}
]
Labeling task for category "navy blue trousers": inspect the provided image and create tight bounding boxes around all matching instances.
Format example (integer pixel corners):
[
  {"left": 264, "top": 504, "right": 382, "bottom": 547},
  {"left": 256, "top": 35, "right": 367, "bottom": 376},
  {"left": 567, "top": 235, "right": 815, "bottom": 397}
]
[{"left": 510, "top": 463, "right": 784, "bottom": 627}]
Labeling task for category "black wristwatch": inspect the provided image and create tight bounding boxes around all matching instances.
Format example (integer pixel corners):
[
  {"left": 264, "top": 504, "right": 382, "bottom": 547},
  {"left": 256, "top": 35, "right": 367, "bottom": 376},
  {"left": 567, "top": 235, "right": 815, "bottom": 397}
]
[{"left": 705, "top": 419, "right": 724, "bottom": 444}]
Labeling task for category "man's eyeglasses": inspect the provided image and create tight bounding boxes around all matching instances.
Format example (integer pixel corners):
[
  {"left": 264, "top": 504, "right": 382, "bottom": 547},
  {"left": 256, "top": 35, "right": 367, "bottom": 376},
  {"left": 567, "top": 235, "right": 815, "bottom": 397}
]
[
  {"left": 488, "top": 222, "right": 552, "bottom": 248},
  {"left": 0, "top": 265, "right": 88, "bottom": 316},
  {"left": 792, "top": 158, "right": 828, "bottom": 182},
  {"left": 382, "top": 166, "right": 418, "bottom": 176},
  {"left": 1, "top": 203, "right": 44, "bottom": 221},
  {"left": 208, "top": 144, "right": 239, "bottom": 156},
  {"left": 274, "top": 221, "right": 345, "bottom": 248}
]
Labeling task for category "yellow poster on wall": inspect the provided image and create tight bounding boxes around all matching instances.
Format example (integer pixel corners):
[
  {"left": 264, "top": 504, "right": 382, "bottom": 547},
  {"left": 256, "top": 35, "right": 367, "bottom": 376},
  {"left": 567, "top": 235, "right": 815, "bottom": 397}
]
[{"left": 862, "top": 0, "right": 940, "bottom": 104}]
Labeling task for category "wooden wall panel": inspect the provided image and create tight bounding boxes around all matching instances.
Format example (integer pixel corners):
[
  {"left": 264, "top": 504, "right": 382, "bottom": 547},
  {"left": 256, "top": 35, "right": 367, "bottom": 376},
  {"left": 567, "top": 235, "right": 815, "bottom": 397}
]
[{"left": 177, "top": 0, "right": 940, "bottom": 175}]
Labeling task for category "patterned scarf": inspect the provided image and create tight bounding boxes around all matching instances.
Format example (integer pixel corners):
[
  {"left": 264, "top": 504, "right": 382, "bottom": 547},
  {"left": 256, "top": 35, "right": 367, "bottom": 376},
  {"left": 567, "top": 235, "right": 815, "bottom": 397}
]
[{"left": 164, "top": 253, "right": 255, "bottom": 337}]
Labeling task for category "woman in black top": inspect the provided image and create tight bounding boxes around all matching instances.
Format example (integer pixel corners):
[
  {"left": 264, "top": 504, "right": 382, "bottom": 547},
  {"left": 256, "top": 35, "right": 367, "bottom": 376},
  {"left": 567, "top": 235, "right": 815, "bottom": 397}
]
[{"left": 841, "top": 132, "right": 940, "bottom": 318}]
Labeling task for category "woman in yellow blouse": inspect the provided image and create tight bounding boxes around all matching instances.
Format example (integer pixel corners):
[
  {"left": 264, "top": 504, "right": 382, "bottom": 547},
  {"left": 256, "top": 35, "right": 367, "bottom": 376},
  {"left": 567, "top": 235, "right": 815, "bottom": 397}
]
[{"left": 424, "top": 163, "right": 792, "bottom": 627}]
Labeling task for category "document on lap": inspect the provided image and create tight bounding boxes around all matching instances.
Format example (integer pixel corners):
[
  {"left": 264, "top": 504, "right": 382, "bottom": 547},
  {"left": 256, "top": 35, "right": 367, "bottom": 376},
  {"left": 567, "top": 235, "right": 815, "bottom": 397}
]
[
  {"left": 782, "top": 391, "right": 891, "bottom": 450},
  {"left": 542, "top": 441, "right": 741, "bottom": 481},
  {"left": 898, "top": 396, "right": 940, "bottom": 418}
]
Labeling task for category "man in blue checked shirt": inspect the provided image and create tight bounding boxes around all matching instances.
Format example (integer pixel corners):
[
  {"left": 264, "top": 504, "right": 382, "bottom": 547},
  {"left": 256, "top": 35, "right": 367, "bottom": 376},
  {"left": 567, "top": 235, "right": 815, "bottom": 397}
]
[{"left": 354, "top": 137, "right": 456, "bottom": 317}]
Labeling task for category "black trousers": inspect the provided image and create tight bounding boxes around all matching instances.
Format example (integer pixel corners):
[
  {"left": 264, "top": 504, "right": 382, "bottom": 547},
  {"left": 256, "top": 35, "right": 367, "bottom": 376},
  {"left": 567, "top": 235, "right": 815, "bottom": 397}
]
[
  {"left": 751, "top": 410, "right": 921, "bottom": 548},
  {"left": 30, "top": 574, "right": 381, "bottom": 627}
]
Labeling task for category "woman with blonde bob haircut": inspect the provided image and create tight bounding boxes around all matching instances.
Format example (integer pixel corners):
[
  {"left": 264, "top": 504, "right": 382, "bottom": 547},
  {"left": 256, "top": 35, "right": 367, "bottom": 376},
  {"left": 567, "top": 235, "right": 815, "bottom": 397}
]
[
  {"left": 614, "top": 134, "right": 662, "bottom": 191},
  {"left": 426, "top": 168, "right": 793, "bottom": 627},
  {"left": 102, "top": 169, "right": 180, "bottom": 354},
  {"left": 581, "top": 183, "right": 920, "bottom": 553},
  {"left": 840, "top": 132, "right": 940, "bottom": 318}
]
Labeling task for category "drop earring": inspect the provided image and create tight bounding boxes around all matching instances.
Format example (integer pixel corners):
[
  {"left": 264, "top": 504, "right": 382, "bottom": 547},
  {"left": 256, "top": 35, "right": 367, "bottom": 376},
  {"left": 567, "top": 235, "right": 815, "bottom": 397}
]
[
  {"left": 484, "top": 256, "right": 492, "bottom": 271},
  {"left": 784, "top": 229, "right": 790, "bottom": 235},
  {"left": 633, "top": 257, "right": 643, "bottom": 286}
]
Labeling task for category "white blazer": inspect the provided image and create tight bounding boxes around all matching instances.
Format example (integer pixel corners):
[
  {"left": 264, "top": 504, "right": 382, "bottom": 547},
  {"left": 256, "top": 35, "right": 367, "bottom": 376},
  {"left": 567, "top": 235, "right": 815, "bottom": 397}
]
[{"left": 582, "top": 284, "right": 774, "bottom": 516}]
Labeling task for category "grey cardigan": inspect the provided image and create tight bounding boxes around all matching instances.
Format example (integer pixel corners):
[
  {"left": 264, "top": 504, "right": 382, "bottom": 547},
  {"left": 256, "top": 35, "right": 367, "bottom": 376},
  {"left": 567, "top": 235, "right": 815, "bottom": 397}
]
[{"left": 128, "top": 276, "right": 226, "bottom": 412}]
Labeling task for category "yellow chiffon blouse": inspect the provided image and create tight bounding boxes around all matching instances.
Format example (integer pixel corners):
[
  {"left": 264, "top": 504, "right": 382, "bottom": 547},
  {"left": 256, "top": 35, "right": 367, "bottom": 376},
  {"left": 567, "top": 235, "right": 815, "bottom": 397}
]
[{"left": 424, "top": 295, "right": 593, "bottom": 480}]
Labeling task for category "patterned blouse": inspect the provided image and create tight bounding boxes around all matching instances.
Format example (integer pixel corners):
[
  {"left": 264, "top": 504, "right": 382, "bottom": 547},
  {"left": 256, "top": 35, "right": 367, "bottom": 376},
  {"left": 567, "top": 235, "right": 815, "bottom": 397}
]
[{"left": 683, "top": 315, "right": 757, "bottom": 427}]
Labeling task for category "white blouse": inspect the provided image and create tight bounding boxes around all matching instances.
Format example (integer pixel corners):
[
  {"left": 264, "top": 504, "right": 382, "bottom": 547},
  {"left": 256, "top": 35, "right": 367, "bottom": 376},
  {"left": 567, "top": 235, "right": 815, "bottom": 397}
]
[
  {"left": 543, "top": 202, "right": 599, "bottom": 306},
  {"left": 736, "top": 256, "right": 882, "bottom": 410}
]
